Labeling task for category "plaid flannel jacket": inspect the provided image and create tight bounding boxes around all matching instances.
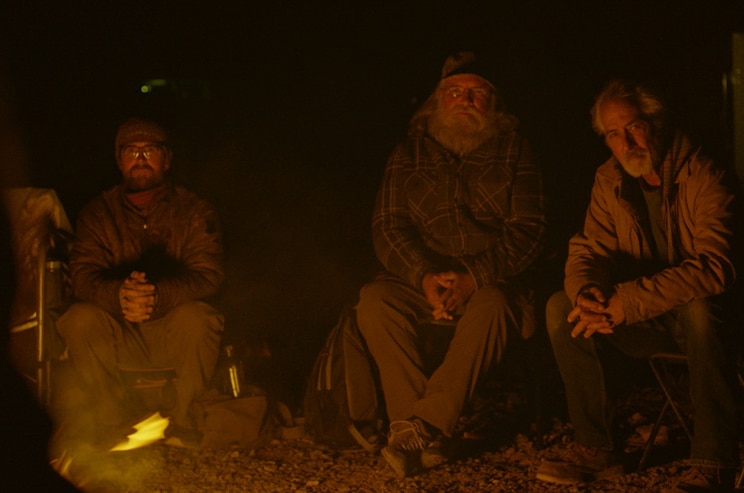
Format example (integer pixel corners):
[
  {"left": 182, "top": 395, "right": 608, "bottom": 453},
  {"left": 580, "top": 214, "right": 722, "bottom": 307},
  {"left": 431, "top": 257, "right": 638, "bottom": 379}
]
[{"left": 372, "top": 130, "right": 546, "bottom": 290}]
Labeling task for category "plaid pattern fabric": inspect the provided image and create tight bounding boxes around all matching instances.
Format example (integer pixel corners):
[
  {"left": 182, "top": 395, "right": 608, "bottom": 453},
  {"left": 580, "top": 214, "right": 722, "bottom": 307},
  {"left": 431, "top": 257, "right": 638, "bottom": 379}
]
[{"left": 372, "top": 131, "right": 546, "bottom": 289}]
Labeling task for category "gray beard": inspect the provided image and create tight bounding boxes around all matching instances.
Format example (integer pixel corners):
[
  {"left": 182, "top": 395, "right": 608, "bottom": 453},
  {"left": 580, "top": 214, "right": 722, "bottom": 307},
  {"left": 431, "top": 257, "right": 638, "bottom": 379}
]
[
  {"left": 428, "top": 110, "right": 498, "bottom": 156},
  {"left": 619, "top": 142, "right": 662, "bottom": 178}
]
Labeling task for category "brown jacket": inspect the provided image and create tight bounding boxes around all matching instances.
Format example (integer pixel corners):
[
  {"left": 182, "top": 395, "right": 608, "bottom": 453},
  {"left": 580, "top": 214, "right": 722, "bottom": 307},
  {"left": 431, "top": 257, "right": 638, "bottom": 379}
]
[
  {"left": 69, "top": 183, "right": 224, "bottom": 320},
  {"left": 565, "top": 132, "right": 738, "bottom": 325}
]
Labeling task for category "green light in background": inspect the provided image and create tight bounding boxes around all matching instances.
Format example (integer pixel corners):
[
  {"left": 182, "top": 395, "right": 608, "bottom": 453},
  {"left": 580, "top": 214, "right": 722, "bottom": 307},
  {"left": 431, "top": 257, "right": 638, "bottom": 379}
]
[{"left": 140, "top": 79, "right": 169, "bottom": 94}]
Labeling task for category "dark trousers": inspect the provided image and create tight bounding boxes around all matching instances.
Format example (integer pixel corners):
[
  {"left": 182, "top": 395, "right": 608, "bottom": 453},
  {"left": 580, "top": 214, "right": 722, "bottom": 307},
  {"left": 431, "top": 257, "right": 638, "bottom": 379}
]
[
  {"left": 56, "top": 301, "right": 224, "bottom": 430},
  {"left": 356, "top": 274, "right": 519, "bottom": 436},
  {"left": 546, "top": 290, "right": 739, "bottom": 468}
]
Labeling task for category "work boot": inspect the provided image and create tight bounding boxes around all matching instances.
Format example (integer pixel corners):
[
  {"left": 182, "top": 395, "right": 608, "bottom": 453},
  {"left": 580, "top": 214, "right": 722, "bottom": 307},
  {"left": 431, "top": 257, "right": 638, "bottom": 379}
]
[
  {"left": 381, "top": 418, "right": 444, "bottom": 477},
  {"left": 662, "top": 466, "right": 735, "bottom": 493},
  {"left": 536, "top": 443, "right": 624, "bottom": 484},
  {"left": 420, "top": 434, "right": 448, "bottom": 470}
]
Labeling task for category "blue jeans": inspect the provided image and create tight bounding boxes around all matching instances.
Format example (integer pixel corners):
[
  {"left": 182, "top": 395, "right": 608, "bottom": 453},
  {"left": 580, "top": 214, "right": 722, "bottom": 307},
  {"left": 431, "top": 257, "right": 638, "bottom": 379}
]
[{"left": 545, "top": 291, "right": 739, "bottom": 468}]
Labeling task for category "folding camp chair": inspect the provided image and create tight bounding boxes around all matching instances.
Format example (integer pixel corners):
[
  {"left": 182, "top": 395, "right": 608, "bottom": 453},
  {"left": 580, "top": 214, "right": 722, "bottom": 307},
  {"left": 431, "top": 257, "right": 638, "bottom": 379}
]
[
  {"left": 4, "top": 187, "right": 73, "bottom": 406},
  {"left": 636, "top": 353, "right": 693, "bottom": 471},
  {"left": 637, "top": 352, "right": 744, "bottom": 488}
]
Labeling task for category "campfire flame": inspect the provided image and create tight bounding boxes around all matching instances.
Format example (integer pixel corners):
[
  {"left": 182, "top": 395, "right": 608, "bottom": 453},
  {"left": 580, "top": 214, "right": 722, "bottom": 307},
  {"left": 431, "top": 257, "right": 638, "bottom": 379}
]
[
  {"left": 49, "top": 412, "right": 171, "bottom": 489},
  {"left": 50, "top": 449, "right": 77, "bottom": 485},
  {"left": 109, "top": 412, "right": 170, "bottom": 451}
]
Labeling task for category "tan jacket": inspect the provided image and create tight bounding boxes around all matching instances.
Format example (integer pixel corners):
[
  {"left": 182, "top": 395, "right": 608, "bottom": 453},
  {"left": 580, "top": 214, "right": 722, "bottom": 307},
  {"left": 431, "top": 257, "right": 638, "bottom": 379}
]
[
  {"left": 565, "top": 133, "right": 738, "bottom": 324},
  {"left": 70, "top": 183, "right": 224, "bottom": 320}
]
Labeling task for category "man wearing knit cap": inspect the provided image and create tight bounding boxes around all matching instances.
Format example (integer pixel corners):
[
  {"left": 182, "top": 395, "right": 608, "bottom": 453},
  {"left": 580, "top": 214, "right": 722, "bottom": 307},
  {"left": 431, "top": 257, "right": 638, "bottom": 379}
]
[
  {"left": 355, "top": 52, "right": 546, "bottom": 477},
  {"left": 55, "top": 117, "right": 224, "bottom": 450}
]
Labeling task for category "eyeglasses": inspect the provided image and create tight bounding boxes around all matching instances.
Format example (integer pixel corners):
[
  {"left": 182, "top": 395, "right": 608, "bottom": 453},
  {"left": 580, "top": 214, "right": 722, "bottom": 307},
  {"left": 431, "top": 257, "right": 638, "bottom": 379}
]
[
  {"left": 120, "top": 144, "right": 165, "bottom": 160},
  {"left": 441, "top": 86, "right": 492, "bottom": 101}
]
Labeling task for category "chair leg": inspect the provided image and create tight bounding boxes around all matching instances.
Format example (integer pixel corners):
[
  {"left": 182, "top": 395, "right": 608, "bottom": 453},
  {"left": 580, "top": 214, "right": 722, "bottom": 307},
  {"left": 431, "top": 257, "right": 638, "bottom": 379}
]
[
  {"left": 650, "top": 358, "right": 693, "bottom": 442},
  {"left": 637, "top": 354, "right": 693, "bottom": 472},
  {"left": 638, "top": 400, "right": 670, "bottom": 471}
]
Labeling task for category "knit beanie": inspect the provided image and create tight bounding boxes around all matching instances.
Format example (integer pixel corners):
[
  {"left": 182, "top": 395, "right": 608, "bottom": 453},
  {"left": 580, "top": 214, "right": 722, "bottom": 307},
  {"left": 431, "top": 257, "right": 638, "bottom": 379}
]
[
  {"left": 440, "top": 51, "right": 496, "bottom": 88},
  {"left": 115, "top": 118, "right": 168, "bottom": 156}
]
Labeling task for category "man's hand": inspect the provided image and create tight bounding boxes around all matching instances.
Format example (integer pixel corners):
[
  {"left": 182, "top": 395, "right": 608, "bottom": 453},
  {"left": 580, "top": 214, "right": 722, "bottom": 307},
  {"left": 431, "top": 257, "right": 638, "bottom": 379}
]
[
  {"left": 422, "top": 273, "right": 447, "bottom": 313},
  {"left": 567, "top": 286, "right": 615, "bottom": 338},
  {"left": 602, "top": 292, "right": 626, "bottom": 327},
  {"left": 119, "top": 271, "right": 157, "bottom": 323},
  {"left": 423, "top": 271, "right": 475, "bottom": 321}
]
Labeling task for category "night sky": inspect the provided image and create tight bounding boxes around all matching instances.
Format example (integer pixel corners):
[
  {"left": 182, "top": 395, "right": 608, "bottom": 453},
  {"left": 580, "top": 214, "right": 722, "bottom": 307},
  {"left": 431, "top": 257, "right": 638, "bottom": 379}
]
[{"left": 3, "top": 0, "right": 743, "bottom": 402}]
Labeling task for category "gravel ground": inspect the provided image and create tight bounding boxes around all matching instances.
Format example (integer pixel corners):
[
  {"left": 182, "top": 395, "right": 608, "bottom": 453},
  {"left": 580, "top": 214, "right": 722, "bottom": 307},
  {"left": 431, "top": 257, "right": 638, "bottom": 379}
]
[
  {"left": 60, "top": 433, "right": 691, "bottom": 493},
  {"left": 50, "top": 379, "right": 743, "bottom": 493}
]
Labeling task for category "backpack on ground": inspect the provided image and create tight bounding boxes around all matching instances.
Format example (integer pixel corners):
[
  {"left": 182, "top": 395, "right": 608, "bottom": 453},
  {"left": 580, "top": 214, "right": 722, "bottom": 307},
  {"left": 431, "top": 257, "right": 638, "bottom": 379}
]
[{"left": 301, "top": 305, "right": 385, "bottom": 451}]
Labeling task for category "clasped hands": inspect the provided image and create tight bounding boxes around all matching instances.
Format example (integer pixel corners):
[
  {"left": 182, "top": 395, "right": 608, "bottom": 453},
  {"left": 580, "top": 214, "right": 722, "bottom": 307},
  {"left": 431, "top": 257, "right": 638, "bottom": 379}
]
[
  {"left": 568, "top": 286, "right": 625, "bottom": 338},
  {"left": 422, "top": 271, "right": 476, "bottom": 321},
  {"left": 119, "top": 271, "right": 157, "bottom": 323}
]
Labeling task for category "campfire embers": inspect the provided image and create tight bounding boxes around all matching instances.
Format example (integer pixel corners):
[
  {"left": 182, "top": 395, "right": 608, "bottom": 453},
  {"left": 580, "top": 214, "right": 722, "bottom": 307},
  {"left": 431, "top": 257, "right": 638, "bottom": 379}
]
[{"left": 109, "top": 412, "right": 170, "bottom": 451}]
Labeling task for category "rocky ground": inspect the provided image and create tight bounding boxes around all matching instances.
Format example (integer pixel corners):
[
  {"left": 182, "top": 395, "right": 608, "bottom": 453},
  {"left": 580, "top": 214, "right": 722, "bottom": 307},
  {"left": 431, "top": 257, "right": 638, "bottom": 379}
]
[
  {"left": 47, "top": 369, "right": 744, "bottom": 493},
  {"left": 56, "top": 430, "right": 693, "bottom": 493}
]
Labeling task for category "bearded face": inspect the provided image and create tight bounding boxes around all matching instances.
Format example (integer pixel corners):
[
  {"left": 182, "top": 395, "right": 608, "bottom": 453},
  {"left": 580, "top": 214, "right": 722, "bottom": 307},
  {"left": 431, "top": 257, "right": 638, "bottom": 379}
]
[
  {"left": 599, "top": 100, "right": 662, "bottom": 179},
  {"left": 117, "top": 142, "right": 171, "bottom": 192},
  {"left": 426, "top": 74, "right": 501, "bottom": 156}
]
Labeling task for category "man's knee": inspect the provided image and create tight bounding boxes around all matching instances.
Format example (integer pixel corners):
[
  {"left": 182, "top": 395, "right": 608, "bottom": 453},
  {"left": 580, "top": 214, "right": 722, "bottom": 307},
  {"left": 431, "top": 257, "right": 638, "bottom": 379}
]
[
  {"left": 163, "top": 302, "right": 224, "bottom": 340},
  {"left": 466, "top": 284, "right": 509, "bottom": 313},
  {"left": 356, "top": 280, "right": 400, "bottom": 335},
  {"left": 56, "top": 302, "right": 111, "bottom": 340},
  {"left": 677, "top": 298, "right": 724, "bottom": 344},
  {"left": 357, "top": 280, "right": 391, "bottom": 312},
  {"left": 545, "top": 291, "right": 572, "bottom": 339}
]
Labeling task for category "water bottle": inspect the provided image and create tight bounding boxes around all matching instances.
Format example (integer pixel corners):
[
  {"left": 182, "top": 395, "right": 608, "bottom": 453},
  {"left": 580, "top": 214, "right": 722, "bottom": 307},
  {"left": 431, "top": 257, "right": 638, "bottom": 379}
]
[
  {"left": 44, "top": 260, "right": 64, "bottom": 308},
  {"left": 221, "top": 344, "right": 246, "bottom": 398}
]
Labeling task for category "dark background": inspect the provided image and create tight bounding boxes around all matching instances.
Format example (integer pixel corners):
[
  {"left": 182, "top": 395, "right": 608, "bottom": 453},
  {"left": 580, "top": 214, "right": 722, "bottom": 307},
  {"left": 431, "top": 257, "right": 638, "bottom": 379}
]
[{"left": 2, "top": 0, "right": 743, "bottom": 408}]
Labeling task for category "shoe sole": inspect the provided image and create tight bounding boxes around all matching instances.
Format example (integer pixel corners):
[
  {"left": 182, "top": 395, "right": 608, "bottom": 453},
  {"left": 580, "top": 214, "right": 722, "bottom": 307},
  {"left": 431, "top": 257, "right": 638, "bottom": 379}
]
[
  {"left": 381, "top": 446, "right": 414, "bottom": 478},
  {"left": 535, "top": 471, "right": 583, "bottom": 485},
  {"left": 420, "top": 449, "right": 447, "bottom": 470},
  {"left": 593, "top": 464, "right": 625, "bottom": 481}
]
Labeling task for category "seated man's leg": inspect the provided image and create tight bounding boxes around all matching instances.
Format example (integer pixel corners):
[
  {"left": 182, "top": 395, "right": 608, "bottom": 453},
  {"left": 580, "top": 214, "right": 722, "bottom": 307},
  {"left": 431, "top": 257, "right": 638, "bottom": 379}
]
[
  {"left": 545, "top": 290, "right": 615, "bottom": 451},
  {"left": 541, "top": 291, "right": 701, "bottom": 485},
  {"left": 544, "top": 291, "right": 677, "bottom": 445},
  {"left": 678, "top": 298, "right": 738, "bottom": 470},
  {"left": 413, "top": 284, "right": 515, "bottom": 437},
  {"left": 55, "top": 302, "right": 129, "bottom": 431},
  {"left": 358, "top": 278, "right": 517, "bottom": 477},
  {"left": 356, "top": 275, "right": 430, "bottom": 425},
  {"left": 141, "top": 301, "right": 224, "bottom": 430},
  {"left": 539, "top": 290, "right": 657, "bottom": 484}
]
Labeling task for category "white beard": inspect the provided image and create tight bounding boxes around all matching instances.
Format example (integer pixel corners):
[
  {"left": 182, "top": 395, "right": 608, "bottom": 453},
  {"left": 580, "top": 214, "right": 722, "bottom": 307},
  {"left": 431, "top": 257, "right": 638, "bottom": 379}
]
[
  {"left": 618, "top": 148, "right": 656, "bottom": 178},
  {"left": 428, "top": 108, "right": 496, "bottom": 156}
]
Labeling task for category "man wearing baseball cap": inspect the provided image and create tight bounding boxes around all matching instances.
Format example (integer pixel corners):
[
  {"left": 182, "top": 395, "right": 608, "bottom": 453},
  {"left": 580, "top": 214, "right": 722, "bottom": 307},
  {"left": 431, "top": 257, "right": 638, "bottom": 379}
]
[
  {"left": 54, "top": 118, "right": 224, "bottom": 450},
  {"left": 355, "top": 51, "right": 546, "bottom": 477}
]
